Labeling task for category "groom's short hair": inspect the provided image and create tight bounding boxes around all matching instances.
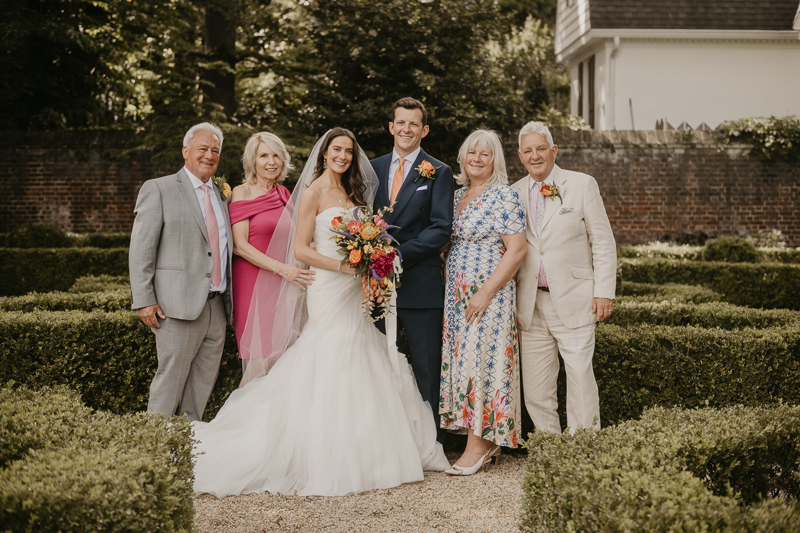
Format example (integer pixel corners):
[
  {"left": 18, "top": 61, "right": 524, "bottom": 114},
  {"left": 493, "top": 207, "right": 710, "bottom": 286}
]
[{"left": 392, "top": 97, "right": 428, "bottom": 126}]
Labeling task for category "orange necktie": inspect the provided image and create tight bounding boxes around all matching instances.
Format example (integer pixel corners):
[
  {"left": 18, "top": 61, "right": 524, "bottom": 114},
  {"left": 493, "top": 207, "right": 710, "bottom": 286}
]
[{"left": 390, "top": 157, "right": 405, "bottom": 204}]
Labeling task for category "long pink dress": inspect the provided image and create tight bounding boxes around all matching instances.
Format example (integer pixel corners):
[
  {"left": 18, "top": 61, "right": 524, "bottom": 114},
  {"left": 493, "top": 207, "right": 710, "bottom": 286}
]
[{"left": 229, "top": 185, "right": 291, "bottom": 349}]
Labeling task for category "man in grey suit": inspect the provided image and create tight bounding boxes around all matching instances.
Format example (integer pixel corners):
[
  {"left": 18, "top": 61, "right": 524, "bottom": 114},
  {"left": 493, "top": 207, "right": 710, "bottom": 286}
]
[{"left": 130, "top": 122, "right": 233, "bottom": 421}]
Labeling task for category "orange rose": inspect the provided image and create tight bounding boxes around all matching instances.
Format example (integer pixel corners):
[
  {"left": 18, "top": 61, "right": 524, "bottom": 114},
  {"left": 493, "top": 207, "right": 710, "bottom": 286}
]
[
  {"left": 347, "top": 220, "right": 363, "bottom": 233},
  {"left": 418, "top": 160, "right": 435, "bottom": 174},
  {"left": 331, "top": 216, "right": 343, "bottom": 228},
  {"left": 349, "top": 249, "right": 363, "bottom": 264},
  {"left": 540, "top": 184, "right": 553, "bottom": 197}
]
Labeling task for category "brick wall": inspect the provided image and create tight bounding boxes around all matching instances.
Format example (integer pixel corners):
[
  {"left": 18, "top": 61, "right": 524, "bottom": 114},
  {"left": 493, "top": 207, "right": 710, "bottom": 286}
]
[
  {"left": 506, "top": 130, "right": 800, "bottom": 246},
  {"left": 2, "top": 130, "right": 799, "bottom": 245},
  {"left": 0, "top": 131, "right": 172, "bottom": 234}
]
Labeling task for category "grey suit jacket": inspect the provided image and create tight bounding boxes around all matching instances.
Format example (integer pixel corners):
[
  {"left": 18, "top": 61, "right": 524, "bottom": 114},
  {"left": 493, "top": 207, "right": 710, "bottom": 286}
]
[
  {"left": 129, "top": 168, "right": 233, "bottom": 322},
  {"left": 512, "top": 165, "right": 616, "bottom": 330}
]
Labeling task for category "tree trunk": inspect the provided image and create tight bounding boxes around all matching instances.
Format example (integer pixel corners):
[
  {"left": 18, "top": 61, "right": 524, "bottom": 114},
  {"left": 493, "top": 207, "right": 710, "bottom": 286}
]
[{"left": 203, "top": 0, "right": 238, "bottom": 117}]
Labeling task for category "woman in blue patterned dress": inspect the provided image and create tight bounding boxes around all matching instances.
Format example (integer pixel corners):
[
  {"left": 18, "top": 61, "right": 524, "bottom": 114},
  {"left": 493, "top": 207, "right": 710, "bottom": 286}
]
[{"left": 439, "top": 129, "right": 527, "bottom": 476}]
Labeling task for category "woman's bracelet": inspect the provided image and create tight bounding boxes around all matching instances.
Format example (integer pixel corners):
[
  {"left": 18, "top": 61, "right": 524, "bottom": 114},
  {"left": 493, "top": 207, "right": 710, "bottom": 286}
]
[
  {"left": 274, "top": 259, "right": 279, "bottom": 274},
  {"left": 337, "top": 262, "right": 342, "bottom": 272}
]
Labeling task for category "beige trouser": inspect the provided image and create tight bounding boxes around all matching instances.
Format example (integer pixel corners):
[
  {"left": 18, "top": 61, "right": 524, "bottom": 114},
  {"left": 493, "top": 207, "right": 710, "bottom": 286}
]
[{"left": 519, "top": 290, "right": 600, "bottom": 434}]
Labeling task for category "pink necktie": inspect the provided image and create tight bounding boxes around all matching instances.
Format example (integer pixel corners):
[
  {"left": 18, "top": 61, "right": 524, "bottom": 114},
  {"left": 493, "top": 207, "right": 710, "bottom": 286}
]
[
  {"left": 530, "top": 182, "right": 549, "bottom": 287},
  {"left": 201, "top": 184, "right": 222, "bottom": 287}
]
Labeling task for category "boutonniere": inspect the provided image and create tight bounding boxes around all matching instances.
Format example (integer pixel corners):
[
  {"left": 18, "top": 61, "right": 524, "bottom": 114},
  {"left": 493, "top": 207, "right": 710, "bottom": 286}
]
[
  {"left": 212, "top": 175, "right": 232, "bottom": 201},
  {"left": 413, "top": 160, "right": 441, "bottom": 183},
  {"left": 540, "top": 183, "right": 563, "bottom": 204}
]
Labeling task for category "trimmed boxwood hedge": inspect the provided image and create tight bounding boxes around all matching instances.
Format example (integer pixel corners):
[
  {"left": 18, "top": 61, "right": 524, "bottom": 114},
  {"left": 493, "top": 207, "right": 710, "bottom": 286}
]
[
  {"left": 0, "top": 386, "right": 195, "bottom": 532},
  {"left": 0, "top": 247, "right": 129, "bottom": 296},
  {"left": 3, "top": 308, "right": 799, "bottom": 427},
  {"left": 619, "top": 258, "right": 800, "bottom": 309},
  {"left": 619, "top": 243, "right": 800, "bottom": 264},
  {"left": 0, "top": 289, "right": 132, "bottom": 313},
  {"left": 0, "top": 310, "right": 240, "bottom": 421},
  {"left": 609, "top": 300, "right": 800, "bottom": 329},
  {"left": 619, "top": 281, "right": 722, "bottom": 304},
  {"left": 69, "top": 274, "right": 130, "bottom": 293},
  {"left": 520, "top": 404, "right": 800, "bottom": 533},
  {"left": 595, "top": 323, "right": 800, "bottom": 425}
]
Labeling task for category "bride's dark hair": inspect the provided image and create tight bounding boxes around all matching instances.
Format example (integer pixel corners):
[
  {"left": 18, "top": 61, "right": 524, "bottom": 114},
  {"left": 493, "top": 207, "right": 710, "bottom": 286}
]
[{"left": 314, "top": 127, "right": 368, "bottom": 206}]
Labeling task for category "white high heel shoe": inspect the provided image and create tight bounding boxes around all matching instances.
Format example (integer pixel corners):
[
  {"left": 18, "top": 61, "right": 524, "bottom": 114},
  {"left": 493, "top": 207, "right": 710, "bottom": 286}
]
[{"left": 444, "top": 445, "right": 501, "bottom": 476}]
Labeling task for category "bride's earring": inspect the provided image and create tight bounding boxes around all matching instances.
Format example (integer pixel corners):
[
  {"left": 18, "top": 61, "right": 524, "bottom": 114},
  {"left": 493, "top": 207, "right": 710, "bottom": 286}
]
[{"left": 323, "top": 159, "right": 327, "bottom": 169}]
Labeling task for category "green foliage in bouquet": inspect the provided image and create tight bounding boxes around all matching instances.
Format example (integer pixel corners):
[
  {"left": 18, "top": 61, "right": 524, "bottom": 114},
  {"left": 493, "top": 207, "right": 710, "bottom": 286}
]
[
  {"left": 520, "top": 405, "right": 800, "bottom": 533},
  {"left": 0, "top": 386, "right": 196, "bottom": 532}
]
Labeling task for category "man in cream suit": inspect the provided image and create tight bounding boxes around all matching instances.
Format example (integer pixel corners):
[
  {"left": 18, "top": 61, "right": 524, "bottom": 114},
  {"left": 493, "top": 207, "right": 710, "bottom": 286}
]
[
  {"left": 512, "top": 121, "right": 616, "bottom": 434},
  {"left": 130, "top": 122, "right": 233, "bottom": 421}
]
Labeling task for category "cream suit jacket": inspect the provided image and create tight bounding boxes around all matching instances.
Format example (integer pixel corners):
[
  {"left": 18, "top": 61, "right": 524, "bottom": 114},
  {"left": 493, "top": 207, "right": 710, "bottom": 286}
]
[{"left": 512, "top": 165, "right": 616, "bottom": 330}]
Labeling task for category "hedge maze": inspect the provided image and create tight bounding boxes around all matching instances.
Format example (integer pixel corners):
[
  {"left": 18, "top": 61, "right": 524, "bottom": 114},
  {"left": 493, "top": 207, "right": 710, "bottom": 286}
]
[{"left": 1, "top": 234, "right": 799, "bottom": 531}]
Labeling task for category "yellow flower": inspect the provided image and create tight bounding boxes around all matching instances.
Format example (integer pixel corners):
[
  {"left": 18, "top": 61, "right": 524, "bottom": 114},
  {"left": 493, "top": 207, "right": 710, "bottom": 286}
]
[{"left": 359, "top": 223, "right": 381, "bottom": 241}]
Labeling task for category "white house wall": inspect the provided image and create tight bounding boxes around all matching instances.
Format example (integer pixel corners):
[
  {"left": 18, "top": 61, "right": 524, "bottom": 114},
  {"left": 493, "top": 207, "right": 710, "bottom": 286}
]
[{"left": 612, "top": 39, "right": 800, "bottom": 130}]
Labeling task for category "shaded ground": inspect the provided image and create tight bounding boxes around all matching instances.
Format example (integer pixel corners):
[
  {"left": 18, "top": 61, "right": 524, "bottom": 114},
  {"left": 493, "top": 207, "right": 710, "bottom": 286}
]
[{"left": 194, "top": 452, "right": 526, "bottom": 532}]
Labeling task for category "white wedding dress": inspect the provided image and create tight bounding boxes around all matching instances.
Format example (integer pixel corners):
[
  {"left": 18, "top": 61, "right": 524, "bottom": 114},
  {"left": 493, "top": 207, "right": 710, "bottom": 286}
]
[{"left": 193, "top": 207, "right": 450, "bottom": 497}]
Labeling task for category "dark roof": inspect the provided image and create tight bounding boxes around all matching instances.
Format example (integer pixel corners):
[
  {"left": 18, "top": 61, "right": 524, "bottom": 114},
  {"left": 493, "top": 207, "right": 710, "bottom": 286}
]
[{"left": 590, "top": 0, "right": 799, "bottom": 31}]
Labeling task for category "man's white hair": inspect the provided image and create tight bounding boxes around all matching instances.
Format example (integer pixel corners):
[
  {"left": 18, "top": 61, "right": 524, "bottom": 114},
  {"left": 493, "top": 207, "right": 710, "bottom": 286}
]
[
  {"left": 183, "top": 122, "right": 224, "bottom": 150},
  {"left": 518, "top": 121, "right": 554, "bottom": 149}
]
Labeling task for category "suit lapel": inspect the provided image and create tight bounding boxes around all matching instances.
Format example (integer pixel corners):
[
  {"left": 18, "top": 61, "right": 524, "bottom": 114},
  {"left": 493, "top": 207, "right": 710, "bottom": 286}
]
[
  {"left": 540, "top": 165, "right": 566, "bottom": 234},
  {"left": 177, "top": 169, "right": 210, "bottom": 244},
  {"left": 516, "top": 176, "right": 539, "bottom": 249},
  {"left": 375, "top": 156, "right": 392, "bottom": 208},
  {"left": 389, "top": 149, "right": 426, "bottom": 219}
]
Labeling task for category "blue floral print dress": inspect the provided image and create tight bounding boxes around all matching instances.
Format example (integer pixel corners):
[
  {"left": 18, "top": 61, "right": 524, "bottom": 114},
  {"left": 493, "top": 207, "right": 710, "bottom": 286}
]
[{"left": 439, "top": 184, "right": 526, "bottom": 447}]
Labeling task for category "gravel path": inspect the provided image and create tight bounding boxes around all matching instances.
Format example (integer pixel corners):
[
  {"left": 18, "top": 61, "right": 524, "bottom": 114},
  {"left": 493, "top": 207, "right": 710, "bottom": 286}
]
[{"left": 194, "top": 453, "right": 527, "bottom": 532}]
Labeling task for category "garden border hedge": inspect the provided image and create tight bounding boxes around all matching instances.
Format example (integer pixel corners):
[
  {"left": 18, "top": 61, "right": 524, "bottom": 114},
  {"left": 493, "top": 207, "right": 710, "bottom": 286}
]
[
  {"left": 619, "top": 243, "right": 800, "bottom": 264},
  {"left": 0, "top": 310, "right": 240, "bottom": 420},
  {"left": 619, "top": 258, "right": 800, "bottom": 309},
  {"left": 0, "top": 386, "right": 195, "bottom": 532},
  {"left": 0, "top": 247, "right": 129, "bottom": 296},
  {"left": 520, "top": 404, "right": 800, "bottom": 533},
  {"left": 609, "top": 300, "right": 800, "bottom": 329}
]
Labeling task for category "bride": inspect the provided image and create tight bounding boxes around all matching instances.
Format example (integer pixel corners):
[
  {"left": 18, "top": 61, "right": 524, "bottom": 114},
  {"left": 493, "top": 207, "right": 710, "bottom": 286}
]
[{"left": 193, "top": 128, "right": 450, "bottom": 497}]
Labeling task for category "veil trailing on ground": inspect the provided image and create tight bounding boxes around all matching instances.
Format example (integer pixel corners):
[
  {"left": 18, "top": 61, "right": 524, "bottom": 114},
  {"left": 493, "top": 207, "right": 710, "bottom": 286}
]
[{"left": 238, "top": 130, "right": 379, "bottom": 386}]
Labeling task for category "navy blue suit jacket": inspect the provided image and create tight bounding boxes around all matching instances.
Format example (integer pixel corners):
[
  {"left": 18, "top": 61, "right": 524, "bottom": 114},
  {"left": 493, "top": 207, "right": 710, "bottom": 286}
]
[{"left": 371, "top": 149, "right": 454, "bottom": 309}]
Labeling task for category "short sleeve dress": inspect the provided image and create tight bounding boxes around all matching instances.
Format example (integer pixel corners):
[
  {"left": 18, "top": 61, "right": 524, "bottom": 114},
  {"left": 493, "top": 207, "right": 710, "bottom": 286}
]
[{"left": 439, "top": 184, "right": 526, "bottom": 447}]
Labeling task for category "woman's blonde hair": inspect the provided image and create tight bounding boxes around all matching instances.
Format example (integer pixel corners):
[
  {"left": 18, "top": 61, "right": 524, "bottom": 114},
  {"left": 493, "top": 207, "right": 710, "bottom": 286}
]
[
  {"left": 242, "top": 132, "right": 294, "bottom": 184},
  {"left": 455, "top": 129, "right": 508, "bottom": 187}
]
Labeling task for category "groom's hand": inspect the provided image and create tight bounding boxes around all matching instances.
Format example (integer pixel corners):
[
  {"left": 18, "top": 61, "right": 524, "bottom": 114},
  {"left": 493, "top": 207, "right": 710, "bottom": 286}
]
[
  {"left": 138, "top": 304, "right": 166, "bottom": 329},
  {"left": 593, "top": 298, "right": 614, "bottom": 321}
]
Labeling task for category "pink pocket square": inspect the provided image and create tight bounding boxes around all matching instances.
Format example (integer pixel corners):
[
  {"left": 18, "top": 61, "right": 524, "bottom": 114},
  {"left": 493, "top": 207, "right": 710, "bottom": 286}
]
[{"left": 559, "top": 207, "right": 574, "bottom": 215}]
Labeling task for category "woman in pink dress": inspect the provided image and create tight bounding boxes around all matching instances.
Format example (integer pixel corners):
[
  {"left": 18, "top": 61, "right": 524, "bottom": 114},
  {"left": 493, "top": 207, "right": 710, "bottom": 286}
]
[{"left": 229, "top": 132, "right": 315, "bottom": 381}]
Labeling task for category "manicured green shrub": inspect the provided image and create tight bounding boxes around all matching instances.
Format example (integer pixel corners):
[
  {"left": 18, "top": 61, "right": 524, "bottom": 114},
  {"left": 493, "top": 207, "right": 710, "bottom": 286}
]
[
  {"left": 0, "top": 310, "right": 240, "bottom": 420},
  {"left": 618, "top": 243, "right": 800, "bottom": 264},
  {"left": 618, "top": 242, "right": 704, "bottom": 261},
  {"left": 83, "top": 232, "right": 131, "bottom": 248},
  {"left": 0, "top": 386, "right": 196, "bottom": 532},
  {"left": 619, "top": 281, "right": 722, "bottom": 304},
  {"left": 6, "top": 223, "right": 72, "bottom": 248},
  {"left": 0, "top": 247, "right": 129, "bottom": 296},
  {"left": 703, "top": 236, "right": 760, "bottom": 263},
  {"left": 69, "top": 274, "right": 130, "bottom": 293},
  {"left": 0, "top": 289, "right": 131, "bottom": 312},
  {"left": 520, "top": 404, "right": 800, "bottom": 533},
  {"left": 619, "top": 258, "right": 800, "bottom": 309},
  {"left": 595, "top": 323, "right": 800, "bottom": 425},
  {"left": 609, "top": 300, "right": 800, "bottom": 329}
]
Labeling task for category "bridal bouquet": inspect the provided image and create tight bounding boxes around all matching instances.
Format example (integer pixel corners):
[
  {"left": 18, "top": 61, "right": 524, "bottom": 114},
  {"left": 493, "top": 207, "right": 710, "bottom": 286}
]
[{"left": 331, "top": 205, "right": 401, "bottom": 321}]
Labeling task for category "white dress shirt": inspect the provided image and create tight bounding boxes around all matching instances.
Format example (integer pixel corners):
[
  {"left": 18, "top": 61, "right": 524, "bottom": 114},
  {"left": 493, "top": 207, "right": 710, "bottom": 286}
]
[
  {"left": 184, "top": 166, "right": 228, "bottom": 292},
  {"left": 387, "top": 146, "right": 422, "bottom": 196}
]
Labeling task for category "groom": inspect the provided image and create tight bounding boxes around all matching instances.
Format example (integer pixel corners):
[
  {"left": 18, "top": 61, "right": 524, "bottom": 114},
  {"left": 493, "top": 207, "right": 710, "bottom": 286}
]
[
  {"left": 129, "top": 122, "right": 233, "bottom": 421},
  {"left": 372, "top": 97, "right": 455, "bottom": 441}
]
